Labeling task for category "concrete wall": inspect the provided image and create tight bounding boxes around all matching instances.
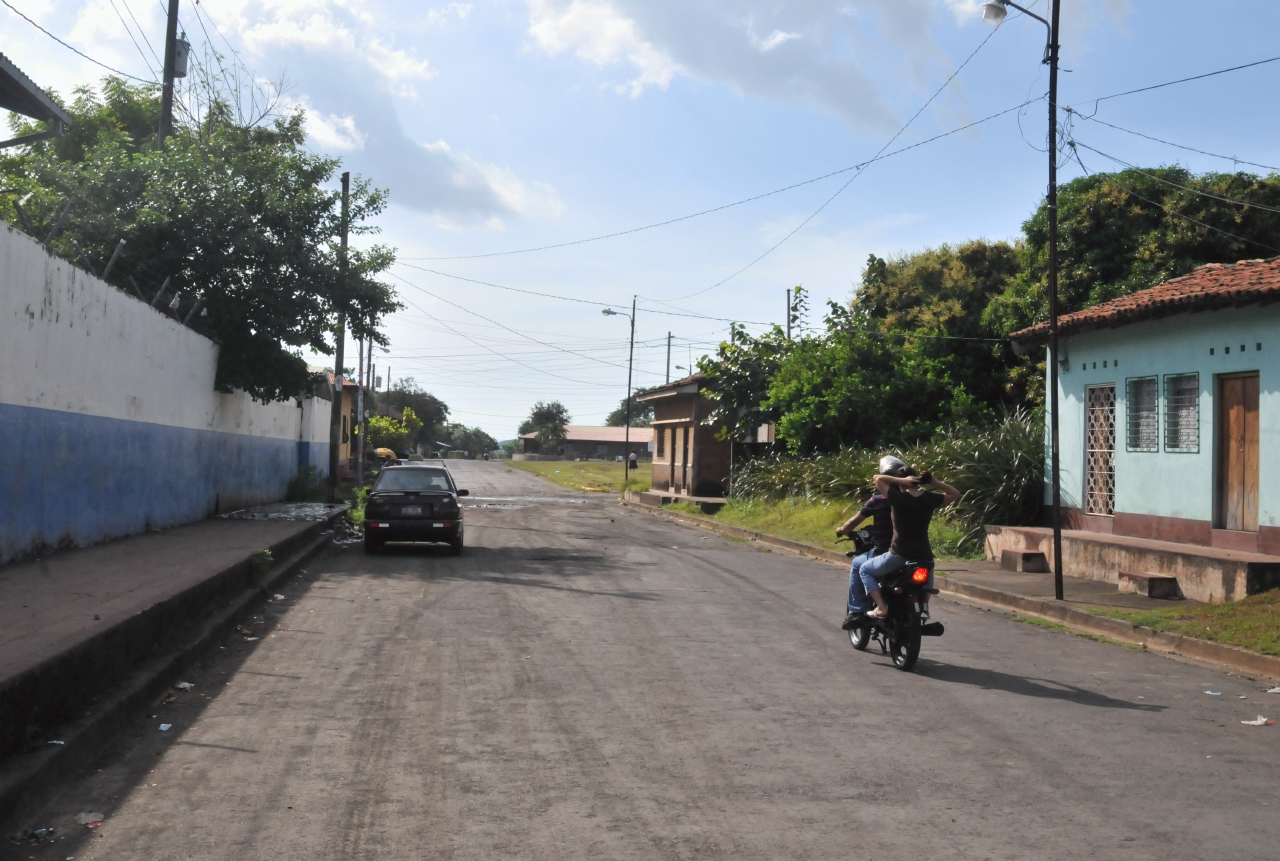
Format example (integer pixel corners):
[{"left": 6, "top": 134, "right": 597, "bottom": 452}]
[
  {"left": 0, "top": 224, "right": 325, "bottom": 564},
  {"left": 1049, "top": 306, "right": 1280, "bottom": 536}
]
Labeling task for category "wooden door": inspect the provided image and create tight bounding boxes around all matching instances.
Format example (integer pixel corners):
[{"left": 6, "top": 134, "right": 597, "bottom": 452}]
[{"left": 1218, "top": 374, "right": 1260, "bottom": 531}]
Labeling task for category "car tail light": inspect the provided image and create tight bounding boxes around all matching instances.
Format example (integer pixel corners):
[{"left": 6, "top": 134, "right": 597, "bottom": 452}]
[{"left": 911, "top": 568, "right": 930, "bottom": 583}]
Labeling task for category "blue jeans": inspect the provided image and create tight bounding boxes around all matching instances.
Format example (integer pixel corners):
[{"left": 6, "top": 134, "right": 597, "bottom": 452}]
[
  {"left": 858, "top": 551, "right": 908, "bottom": 598},
  {"left": 845, "top": 550, "right": 876, "bottom": 613}
]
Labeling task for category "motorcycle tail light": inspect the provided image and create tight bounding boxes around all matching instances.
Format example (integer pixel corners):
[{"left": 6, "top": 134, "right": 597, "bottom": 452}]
[{"left": 911, "top": 568, "right": 930, "bottom": 583}]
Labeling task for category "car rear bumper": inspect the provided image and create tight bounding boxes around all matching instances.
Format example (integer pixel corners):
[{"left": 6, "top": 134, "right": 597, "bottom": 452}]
[{"left": 365, "top": 518, "right": 462, "bottom": 542}]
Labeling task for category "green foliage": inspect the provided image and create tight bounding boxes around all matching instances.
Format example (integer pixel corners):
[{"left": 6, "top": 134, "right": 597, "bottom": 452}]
[
  {"left": 606, "top": 385, "right": 656, "bottom": 426},
  {"left": 367, "top": 414, "right": 411, "bottom": 452},
  {"left": 518, "top": 401, "right": 571, "bottom": 446},
  {"left": 698, "top": 323, "right": 793, "bottom": 439},
  {"left": 1, "top": 77, "right": 399, "bottom": 402},
  {"left": 384, "top": 378, "right": 449, "bottom": 447},
  {"left": 440, "top": 423, "right": 499, "bottom": 456},
  {"left": 249, "top": 549, "right": 274, "bottom": 576},
  {"left": 732, "top": 408, "right": 1043, "bottom": 553}
]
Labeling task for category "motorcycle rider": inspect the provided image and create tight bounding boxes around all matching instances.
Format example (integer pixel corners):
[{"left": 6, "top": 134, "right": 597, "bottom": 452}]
[
  {"left": 859, "top": 457, "right": 960, "bottom": 619},
  {"left": 835, "top": 482, "right": 893, "bottom": 630}
]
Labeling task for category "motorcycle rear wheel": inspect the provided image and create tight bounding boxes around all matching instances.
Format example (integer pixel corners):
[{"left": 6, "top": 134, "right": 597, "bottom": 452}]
[
  {"left": 849, "top": 623, "right": 871, "bottom": 651},
  {"left": 890, "top": 618, "right": 922, "bottom": 671}
]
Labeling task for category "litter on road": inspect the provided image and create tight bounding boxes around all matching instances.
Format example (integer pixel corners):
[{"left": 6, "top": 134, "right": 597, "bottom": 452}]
[
  {"left": 1240, "top": 716, "right": 1275, "bottom": 726},
  {"left": 1268, "top": 686, "right": 1280, "bottom": 694},
  {"left": 75, "top": 812, "right": 104, "bottom": 827},
  {"left": 174, "top": 681, "right": 194, "bottom": 691},
  {"left": 1205, "top": 691, "right": 1222, "bottom": 696},
  {"left": 159, "top": 723, "right": 172, "bottom": 731}
]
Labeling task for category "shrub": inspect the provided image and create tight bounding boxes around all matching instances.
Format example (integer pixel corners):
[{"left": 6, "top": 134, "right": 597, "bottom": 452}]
[{"left": 731, "top": 408, "right": 1043, "bottom": 552}]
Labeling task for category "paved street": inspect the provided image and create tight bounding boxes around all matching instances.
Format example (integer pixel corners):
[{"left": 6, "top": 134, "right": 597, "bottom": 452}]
[{"left": 8, "top": 461, "right": 1277, "bottom": 860}]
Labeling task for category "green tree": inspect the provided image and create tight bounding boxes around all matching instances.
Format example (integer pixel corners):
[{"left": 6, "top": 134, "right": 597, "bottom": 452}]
[
  {"left": 384, "top": 378, "right": 449, "bottom": 448},
  {"left": 697, "top": 323, "right": 793, "bottom": 440},
  {"left": 442, "top": 424, "right": 499, "bottom": 457},
  {"left": 367, "top": 415, "right": 411, "bottom": 452},
  {"left": 1, "top": 77, "right": 399, "bottom": 402},
  {"left": 605, "top": 385, "right": 657, "bottom": 426},
  {"left": 518, "top": 401, "right": 571, "bottom": 446}
]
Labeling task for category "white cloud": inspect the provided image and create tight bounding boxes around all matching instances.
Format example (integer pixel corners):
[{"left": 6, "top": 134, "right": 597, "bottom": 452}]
[
  {"left": 751, "top": 30, "right": 802, "bottom": 53},
  {"left": 422, "top": 140, "right": 565, "bottom": 223},
  {"left": 527, "top": 0, "right": 681, "bottom": 97},
  {"left": 423, "top": 3, "right": 474, "bottom": 26},
  {"left": 308, "top": 111, "right": 367, "bottom": 151}
]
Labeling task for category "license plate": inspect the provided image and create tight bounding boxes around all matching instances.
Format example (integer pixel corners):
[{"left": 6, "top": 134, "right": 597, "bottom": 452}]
[{"left": 401, "top": 506, "right": 422, "bottom": 515}]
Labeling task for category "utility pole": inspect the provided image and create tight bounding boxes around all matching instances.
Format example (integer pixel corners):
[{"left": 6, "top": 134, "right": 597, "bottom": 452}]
[
  {"left": 327, "top": 172, "right": 350, "bottom": 502},
  {"left": 356, "top": 336, "right": 365, "bottom": 489},
  {"left": 158, "top": 0, "right": 180, "bottom": 146},
  {"left": 624, "top": 296, "right": 636, "bottom": 476},
  {"left": 786, "top": 288, "right": 792, "bottom": 340},
  {"left": 666, "top": 332, "right": 672, "bottom": 384},
  {"left": 1047, "top": 0, "right": 1065, "bottom": 602}
]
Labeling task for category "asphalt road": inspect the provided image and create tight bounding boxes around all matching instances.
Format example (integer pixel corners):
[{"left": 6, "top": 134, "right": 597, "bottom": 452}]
[{"left": 8, "top": 461, "right": 1277, "bottom": 860}]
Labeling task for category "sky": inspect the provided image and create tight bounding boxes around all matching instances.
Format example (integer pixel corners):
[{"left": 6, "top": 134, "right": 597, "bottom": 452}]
[{"left": 5, "top": 0, "right": 1280, "bottom": 441}]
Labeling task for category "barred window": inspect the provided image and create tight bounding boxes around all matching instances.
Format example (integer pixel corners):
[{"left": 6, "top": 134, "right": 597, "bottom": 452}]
[
  {"left": 657, "top": 428, "right": 665, "bottom": 458},
  {"left": 1164, "top": 373, "right": 1199, "bottom": 453},
  {"left": 1126, "top": 377, "right": 1158, "bottom": 451}
]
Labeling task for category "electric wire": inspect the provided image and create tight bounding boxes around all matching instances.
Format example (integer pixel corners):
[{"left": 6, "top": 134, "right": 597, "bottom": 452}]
[
  {"left": 1071, "top": 54, "right": 1280, "bottom": 115},
  {"left": 660, "top": 24, "right": 1004, "bottom": 301},
  {"left": 1070, "top": 140, "right": 1280, "bottom": 214},
  {"left": 119, "top": 0, "right": 163, "bottom": 69},
  {"left": 1, "top": 0, "right": 155, "bottom": 82},
  {"left": 107, "top": 0, "right": 156, "bottom": 77},
  {"left": 1065, "top": 111, "right": 1280, "bottom": 174}
]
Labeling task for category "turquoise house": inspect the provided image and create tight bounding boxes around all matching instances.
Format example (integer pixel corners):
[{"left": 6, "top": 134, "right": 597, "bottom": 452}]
[{"left": 1010, "top": 257, "right": 1280, "bottom": 561}]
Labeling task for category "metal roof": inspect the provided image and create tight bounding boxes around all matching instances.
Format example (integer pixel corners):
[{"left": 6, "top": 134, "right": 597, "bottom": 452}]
[{"left": 0, "top": 52, "right": 72, "bottom": 126}]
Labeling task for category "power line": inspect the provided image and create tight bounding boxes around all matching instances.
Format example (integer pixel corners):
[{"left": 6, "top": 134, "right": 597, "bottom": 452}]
[
  {"left": 390, "top": 272, "right": 668, "bottom": 379},
  {"left": 119, "top": 0, "right": 163, "bottom": 69},
  {"left": 394, "top": 263, "right": 613, "bottom": 308},
  {"left": 661, "top": 23, "right": 1006, "bottom": 302},
  {"left": 1072, "top": 54, "right": 1280, "bottom": 114},
  {"left": 107, "top": 0, "right": 155, "bottom": 76},
  {"left": 0, "top": 0, "right": 155, "bottom": 83},
  {"left": 1069, "top": 146, "right": 1280, "bottom": 256},
  {"left": 1070, "top": 140, "right": 1280, "bottom": 214},
  {"left": 1065, "top": 111, "right": 1280, "bottom": 174}
]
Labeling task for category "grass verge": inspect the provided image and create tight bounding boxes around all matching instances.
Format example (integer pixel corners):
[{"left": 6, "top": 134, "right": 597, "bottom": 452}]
[
  {"left": 508, "top": 460, "right": 652, "bottom": 494},
  {"left": 1010, "top": 613, "right": 1143, "bottom": 649},
  {"left": 657, "top": 496, "right": 981, "bottom": 561},
  {"left": 1086, "top": 592, "right": 1280, "bottom": 656}
]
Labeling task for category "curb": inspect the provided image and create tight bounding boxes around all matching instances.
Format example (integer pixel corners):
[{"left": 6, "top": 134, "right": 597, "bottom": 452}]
[
  {"left": 621, "top": 499, "right": 1280, "bottom": 681},
  {"left": 0, "top": 510, "right": 344, "bottom": 831}
]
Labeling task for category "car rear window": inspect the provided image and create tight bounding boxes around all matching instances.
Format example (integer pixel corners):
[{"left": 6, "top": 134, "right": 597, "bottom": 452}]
[{"left": 375, "top": 469, "right": 453, "bottom": 492}]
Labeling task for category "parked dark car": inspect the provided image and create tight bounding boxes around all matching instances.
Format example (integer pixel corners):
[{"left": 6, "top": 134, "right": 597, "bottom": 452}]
[{"left": 363, "top": 464, "right": 469, "bottom": 555}]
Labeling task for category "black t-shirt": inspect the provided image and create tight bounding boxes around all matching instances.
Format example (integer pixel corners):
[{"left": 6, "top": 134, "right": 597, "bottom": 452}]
[
  {"left": 859, "top": 495, "right": 893, "bottom": 554},
  {"left": 887, "top": 484, "right": 944, "bottom": 562}
]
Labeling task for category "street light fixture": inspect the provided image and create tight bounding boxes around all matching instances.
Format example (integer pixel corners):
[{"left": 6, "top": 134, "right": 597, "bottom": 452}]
[
  {"left": 602, "top": 300, "right": 638, "bottom": 478},
  {"left": 985, "top": 0, "right": 1065, "bottom": 601}
]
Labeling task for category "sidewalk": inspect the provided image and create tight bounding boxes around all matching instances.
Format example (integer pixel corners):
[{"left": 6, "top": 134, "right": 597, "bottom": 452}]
[
  {"left": 933, "top": 559, "right": 1192, "bottom": 612},
  {"left": 0, "top": 502, "right": 344, "bottom": 813}
]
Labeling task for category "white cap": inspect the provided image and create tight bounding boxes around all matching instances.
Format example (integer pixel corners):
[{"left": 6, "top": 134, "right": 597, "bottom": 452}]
[{"left": 879, "top": 455, "right": 908, "bottom": 475}]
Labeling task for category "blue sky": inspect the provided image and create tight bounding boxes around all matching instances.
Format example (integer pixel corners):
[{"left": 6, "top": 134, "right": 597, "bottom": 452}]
[{"left": 6, "top": 1, "right": 1280, "bottom": 440}]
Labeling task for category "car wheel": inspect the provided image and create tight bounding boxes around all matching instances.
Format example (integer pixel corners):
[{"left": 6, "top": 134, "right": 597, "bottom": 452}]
[{"left": 449, "top": 536, "right": 464, "bottom": 556}]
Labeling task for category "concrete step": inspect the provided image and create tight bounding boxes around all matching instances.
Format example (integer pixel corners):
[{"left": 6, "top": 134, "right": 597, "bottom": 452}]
[
  {"left": 1119, "top": 571, "right": 1183, "bottom": 600},
  {"left": 1000, "top": 549, "right": 1049, "bottom": 573}
]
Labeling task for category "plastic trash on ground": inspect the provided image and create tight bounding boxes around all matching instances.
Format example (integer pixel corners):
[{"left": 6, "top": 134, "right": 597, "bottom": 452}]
[
  {"left": 174, "top": 681, "right": 194, "bottom": 691},
  {"left": 159, "top": 723, "right": 172, "bottom": 731},
  {"left": 1268, "top": 686, "right": 1280, "bottom": 694},
  {"left": 75, "top": 812, "right": 105, "bottom": 828},
  {"left": 1205, "top": 691, "right": 1222, "bottom": 696},
  {"left": 1240, "top": 715, "right": 1275, "bottom": 726}
]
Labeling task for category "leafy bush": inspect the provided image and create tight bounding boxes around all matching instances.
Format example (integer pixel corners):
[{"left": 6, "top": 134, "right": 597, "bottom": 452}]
[
  {"left": 287, "top": 464, "right": 327, "bottom": 502},
  {"left": 731, "top": 408, "right": 1043, "bottom": 552}
]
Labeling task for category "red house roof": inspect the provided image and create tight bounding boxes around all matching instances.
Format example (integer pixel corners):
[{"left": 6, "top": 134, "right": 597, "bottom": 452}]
[{"left": 1010, "top": 257, "right": 1280, "bottom": 347}]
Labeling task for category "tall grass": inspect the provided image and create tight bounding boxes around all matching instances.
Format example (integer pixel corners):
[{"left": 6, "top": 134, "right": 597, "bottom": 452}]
[{"left": 731, "top": 408, "right": 1044, "bottom": 552}]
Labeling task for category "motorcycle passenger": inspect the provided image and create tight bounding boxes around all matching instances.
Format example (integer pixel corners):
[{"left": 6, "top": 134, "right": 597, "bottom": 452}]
[
  {"left": 835, "top": 491, "right": 892, "bottom": 630},
  {"left": 859, "top": 457, "right": 960, "bottom": 619}
]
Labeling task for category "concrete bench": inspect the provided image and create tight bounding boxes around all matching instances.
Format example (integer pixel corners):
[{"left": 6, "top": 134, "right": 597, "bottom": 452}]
[{"left": 1000, "top": 549, "right": 1049, "bottom": 573}]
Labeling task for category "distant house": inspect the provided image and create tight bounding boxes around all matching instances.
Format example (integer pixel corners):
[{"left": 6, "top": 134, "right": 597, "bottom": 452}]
[
  {"left": 520, "top": 425, "right": 653, "bottom": 460},
  {"left": 636, "top": 373, "right": 732, "bottom": 498},
  {"left": 1004, "top": 257, "right": 1280, "bottom": 602}
]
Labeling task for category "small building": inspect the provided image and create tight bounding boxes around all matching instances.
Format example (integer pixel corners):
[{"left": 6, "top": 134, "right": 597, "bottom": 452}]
[
  {"left": 520, "top": 425, "right": 652, "bottom": 460},
  {"left": 636, "top": 373, "right": 732, "bottom": 498},
  {"left": 1006, "top": 257, "right": 1280, "bottom": 601}
]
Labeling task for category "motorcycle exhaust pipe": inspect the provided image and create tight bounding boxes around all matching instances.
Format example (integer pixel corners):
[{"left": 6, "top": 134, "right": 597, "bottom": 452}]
[{"left": 921, "top": 622, "right": 945, "bottom": 637}]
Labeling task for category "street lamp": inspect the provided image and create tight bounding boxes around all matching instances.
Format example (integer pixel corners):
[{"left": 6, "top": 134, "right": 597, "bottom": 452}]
[
  {"left": 602, "top": 299, "right": 637, "bottom": 479},
  {"left": 985, "top": 0, "right": 1065, "bottom": 601}
]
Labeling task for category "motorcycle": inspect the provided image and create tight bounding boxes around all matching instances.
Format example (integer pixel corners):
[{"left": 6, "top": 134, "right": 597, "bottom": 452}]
[{"left": 841, "top": 531, "right": 944, "bottom": 672}]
